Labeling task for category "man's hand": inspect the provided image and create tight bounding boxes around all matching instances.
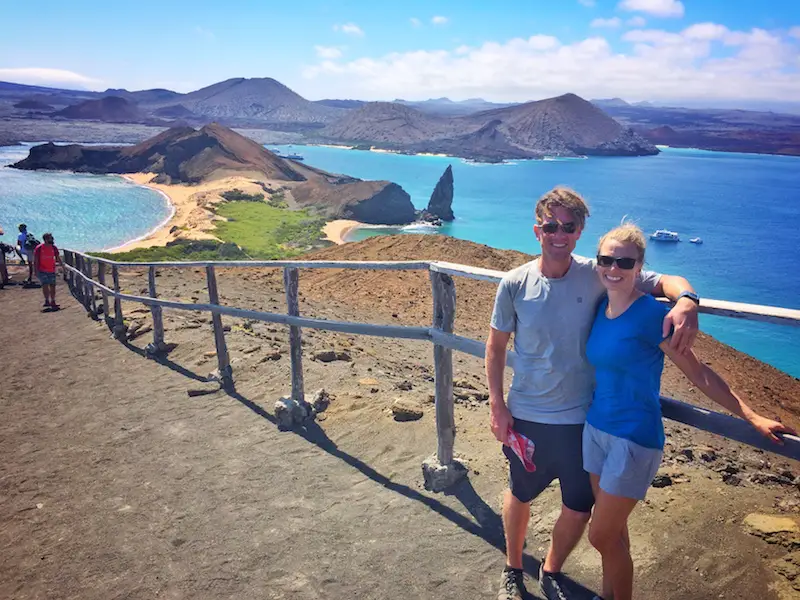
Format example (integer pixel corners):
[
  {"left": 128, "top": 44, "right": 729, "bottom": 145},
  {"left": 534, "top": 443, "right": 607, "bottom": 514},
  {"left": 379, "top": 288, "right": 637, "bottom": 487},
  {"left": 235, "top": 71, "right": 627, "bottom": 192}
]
[
  {"left": 490, "top": 400, "right": 513, "bottom": 445},
  {"left": 749, "top": 415, "right": 797, "bottom": 445},
  {"left": 663, "top": 297, "right": 699, "bottom": 354}
]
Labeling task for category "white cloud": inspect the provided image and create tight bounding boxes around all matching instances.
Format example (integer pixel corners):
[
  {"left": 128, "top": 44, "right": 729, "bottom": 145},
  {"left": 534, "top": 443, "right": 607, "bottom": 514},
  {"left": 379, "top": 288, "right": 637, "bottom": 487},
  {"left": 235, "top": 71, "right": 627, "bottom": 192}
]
[
  {"left": 618, "top": 0, "right": 684, "bottom": 18},
  {"left": 682, "top": 22, "right": 728, "bottom": 41},
  {"left": 333, "top": 23, "right": 364, "bottom": 37},
  {"left": 788, "top": 26, "right": 800, "bottom": 40},
  {"left": 0, "top": 67, "right": 99, "bottom": 89},
  {"left": 579, "top": 0, "right": 596, "bottom": 6},
  {"left": 627, "top": 16, "right": 647, "bottom": 27},
  {"left": 302, "top": 26, "right": 800, "bottom": 105},
  {"left": 194, "top": 26, "right": 215, "bottom": 41},
  {"left": 315, "top": 46, "right": 343, "bottom": 59},
  {"left": 591, "top": 17, "right": 622, "bottom": 28},
  {"left": 410, "top": 17, "right": 421, "bottom": 27},
  {"left": 432, "top": 16, "right": 449, "bottom": 25}
]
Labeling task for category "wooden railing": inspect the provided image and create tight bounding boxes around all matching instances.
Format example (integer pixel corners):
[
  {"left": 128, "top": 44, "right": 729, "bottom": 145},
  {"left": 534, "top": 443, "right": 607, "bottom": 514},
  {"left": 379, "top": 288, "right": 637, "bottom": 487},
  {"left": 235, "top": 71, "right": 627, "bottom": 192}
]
[{"left": 60, "top": 250, "right": 800, "bottom": 487}]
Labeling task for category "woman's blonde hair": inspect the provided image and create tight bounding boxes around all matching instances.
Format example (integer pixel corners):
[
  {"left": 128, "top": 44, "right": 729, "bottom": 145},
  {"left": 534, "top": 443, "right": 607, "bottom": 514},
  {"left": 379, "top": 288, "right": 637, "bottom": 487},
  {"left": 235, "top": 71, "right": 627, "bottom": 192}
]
[{"left": 597, "top": 223, "right": 647, "bottom": 262}]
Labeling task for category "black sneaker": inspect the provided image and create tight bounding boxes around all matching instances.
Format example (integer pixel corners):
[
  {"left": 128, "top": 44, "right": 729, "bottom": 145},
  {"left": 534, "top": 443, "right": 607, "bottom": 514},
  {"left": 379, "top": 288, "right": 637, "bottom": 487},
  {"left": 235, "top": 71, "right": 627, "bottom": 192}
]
[
  {"left": 497, "top": 567, "right": 525, "bottom": 600},
  {"left": 539, "top": 564, "right": 569, "bottom": 600}
]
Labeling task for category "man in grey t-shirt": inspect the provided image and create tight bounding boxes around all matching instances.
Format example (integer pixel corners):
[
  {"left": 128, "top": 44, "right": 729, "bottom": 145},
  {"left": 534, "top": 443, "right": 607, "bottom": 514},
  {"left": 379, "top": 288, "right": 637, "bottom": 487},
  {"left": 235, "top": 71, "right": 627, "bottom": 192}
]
[{"left": 488, "top": 187, "right": 699, "bottom": 600}]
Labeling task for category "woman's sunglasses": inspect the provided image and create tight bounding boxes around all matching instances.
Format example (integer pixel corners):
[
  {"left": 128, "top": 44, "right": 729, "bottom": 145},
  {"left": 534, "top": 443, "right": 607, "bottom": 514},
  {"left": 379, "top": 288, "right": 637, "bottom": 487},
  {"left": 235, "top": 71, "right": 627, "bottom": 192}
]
[
  {"left": 596, "top": 255, "right": 638, "bottom": 270},
  {"left": 540, "top": 221, "right": 577, "bottom": 234}
]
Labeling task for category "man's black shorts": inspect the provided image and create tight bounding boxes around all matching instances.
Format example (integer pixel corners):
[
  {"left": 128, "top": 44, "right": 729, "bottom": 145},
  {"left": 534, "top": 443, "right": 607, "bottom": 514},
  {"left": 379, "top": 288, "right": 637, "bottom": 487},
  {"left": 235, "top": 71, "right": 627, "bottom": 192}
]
[{"left": 503, "top": 418, "right": 594, "bottom": 513}]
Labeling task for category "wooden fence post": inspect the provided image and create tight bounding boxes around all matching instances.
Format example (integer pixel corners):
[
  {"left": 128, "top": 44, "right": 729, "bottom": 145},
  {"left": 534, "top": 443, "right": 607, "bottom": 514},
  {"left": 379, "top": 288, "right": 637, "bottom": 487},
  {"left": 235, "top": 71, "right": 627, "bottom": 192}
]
[
  {"left": 432, "top": 271, "right": 456, "bottom": 463},
  {"left": 62, "top": 251, "right": 71, "bottom": 285},
  {"left": 73, "top": 254, "right": 82, "bottom": 302},
  {"left": 111, "top": 265, "right": 126, "bottom": 339},
  {"left": 84, "top": 257, "right": 98, "bottom": 317},
  {"left": 146, "top": 266, "right": 166, "bottom": 354},
  {"left": 97, "top": 262, "right": 109, "bottom": 322},
  {"left": 283, "top": 267, "right": 305, "bottom": 404},
  {"left": 206, "top": 265, "right": 232, "bottom": 387},
  {"left": 422, "top": 270, "right": 466, "bottom": 492}
]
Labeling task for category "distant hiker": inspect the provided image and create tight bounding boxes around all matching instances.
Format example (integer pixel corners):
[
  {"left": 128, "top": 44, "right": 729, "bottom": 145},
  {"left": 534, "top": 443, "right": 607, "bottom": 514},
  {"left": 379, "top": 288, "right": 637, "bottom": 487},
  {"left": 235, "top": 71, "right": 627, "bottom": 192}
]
[
  {"left": 17, "top": 223, "right": 39, "bottom": 284},
  {"left": 486, "top": 187, "right": 700, "bottom": 600},
  {"left": 584, "top": 224, "right": 795, "bottom": 600},
  {"left": 0, "top": 226, "right": 9, "bottom": 287},
  {"left": 33, "top": 233, "right": 62, "bottom": 309}
]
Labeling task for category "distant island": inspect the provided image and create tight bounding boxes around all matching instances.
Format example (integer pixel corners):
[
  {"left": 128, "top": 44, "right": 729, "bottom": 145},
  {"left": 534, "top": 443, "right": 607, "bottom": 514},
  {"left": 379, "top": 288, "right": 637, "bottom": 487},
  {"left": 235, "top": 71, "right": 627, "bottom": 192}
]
[
  {"left": 3, "top": 77, "right": 800, "bottom": 158},
  {"left": 1, "top": 79, "right": 657, "bottom": 161}
]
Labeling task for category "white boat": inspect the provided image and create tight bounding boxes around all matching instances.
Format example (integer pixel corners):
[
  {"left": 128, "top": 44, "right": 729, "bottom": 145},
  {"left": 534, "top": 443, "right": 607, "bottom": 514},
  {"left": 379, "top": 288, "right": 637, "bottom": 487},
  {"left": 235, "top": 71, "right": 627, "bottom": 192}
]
[
  {"left": 650, "top": 229, "right": 680, "bottom": 242},
  {"left": 689, "top": 237, "right": 703, "bottom": 244}
]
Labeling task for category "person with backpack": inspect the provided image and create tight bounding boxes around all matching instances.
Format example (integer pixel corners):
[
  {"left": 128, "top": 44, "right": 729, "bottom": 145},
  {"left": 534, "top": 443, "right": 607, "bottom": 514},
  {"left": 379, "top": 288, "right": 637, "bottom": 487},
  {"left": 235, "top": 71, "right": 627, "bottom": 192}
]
[
  {"left": 17, "top": 224, "right": 39, "bottom": 284},
  {"left": 33, "top": 233, "right": 63, "bottom": 309}
]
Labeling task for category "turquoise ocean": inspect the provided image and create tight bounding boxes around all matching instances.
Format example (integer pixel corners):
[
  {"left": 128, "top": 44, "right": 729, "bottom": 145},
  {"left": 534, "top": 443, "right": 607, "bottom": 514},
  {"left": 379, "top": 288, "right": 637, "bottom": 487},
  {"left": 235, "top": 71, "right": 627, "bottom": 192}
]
[
  {"left": 1, "top": 141, "right": 799, "bottom": 378},
  {"left": 0, "top": 144, "right": 172, "bottom": 251}
]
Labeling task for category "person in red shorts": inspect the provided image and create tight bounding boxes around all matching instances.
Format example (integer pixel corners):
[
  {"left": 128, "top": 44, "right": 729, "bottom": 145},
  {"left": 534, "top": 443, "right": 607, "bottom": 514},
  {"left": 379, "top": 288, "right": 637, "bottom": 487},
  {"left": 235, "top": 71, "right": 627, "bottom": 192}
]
[{"left": 33, "top": 233, "right": 63, "bottom": 309}]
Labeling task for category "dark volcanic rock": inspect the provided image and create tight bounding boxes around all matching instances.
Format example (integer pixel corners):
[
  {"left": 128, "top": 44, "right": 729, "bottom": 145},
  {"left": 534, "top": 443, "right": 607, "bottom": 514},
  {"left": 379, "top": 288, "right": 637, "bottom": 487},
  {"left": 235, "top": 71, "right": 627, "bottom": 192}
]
[
  {"left": 13, "top": 99, "right": 54, "bottom": 111},
  {"left": 339, "top": 183, "right": 416, "bottom": 225},
  {"left": 153, "top": 104, "right": 197, "bottom": 119},
  {"left": 54, "top": 96, "right": 145, "bottom": 123},
  {"left": 426, "top": 165, "right": 454, "bottom": 221}
]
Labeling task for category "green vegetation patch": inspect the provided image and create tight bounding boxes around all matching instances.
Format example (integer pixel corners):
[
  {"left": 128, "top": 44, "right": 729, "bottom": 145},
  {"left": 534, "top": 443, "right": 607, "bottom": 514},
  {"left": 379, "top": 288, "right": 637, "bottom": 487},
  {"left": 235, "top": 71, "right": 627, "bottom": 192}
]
[
  {"left": 220, "top": 188, "right": 265, "bottom": 202},
  {"left": 90, "top": 201, "right": 331, "bottom": 262},
  {"left": 214, "top": 201, "right": 328, "bottom": 259}
]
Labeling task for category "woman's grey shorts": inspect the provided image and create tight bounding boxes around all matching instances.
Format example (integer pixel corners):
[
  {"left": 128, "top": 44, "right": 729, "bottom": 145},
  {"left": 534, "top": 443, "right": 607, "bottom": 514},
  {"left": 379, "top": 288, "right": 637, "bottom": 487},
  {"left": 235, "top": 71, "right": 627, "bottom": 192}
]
[{"left": 582, "top": 423, "right": 662, "bottom": 501}]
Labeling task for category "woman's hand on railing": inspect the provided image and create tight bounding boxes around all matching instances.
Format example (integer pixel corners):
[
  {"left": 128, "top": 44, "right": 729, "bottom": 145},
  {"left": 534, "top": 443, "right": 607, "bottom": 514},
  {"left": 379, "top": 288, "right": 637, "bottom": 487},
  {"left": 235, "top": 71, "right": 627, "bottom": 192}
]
[{"left": 748, "top": 414, "right": 798, "bottom": 445}]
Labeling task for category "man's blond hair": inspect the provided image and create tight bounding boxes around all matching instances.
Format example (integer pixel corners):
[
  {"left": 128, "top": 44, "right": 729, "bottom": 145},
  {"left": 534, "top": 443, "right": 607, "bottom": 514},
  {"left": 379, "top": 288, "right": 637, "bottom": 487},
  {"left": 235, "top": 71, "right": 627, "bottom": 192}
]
[
  {"left": 535, "top": 187, "right": 590, "bottom": 228},
  {"left": 597, "top": 223, "right": 647, "bottom": 262}
]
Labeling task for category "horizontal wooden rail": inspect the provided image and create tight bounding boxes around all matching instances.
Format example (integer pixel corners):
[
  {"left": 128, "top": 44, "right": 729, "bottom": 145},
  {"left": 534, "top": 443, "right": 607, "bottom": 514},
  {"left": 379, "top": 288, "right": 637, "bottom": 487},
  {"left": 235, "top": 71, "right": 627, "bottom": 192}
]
[
  {"left": 63, "top": 263, "right": 432, "bottom": 340},
  {"left": 64, "top": 252, "right": 800, "bottom": 464},
  {"left": 71, "top": 250, "right": 429, "bottom": 271},
  {"left": 661, "top": 396, "right": 800, "bottom": 460}
]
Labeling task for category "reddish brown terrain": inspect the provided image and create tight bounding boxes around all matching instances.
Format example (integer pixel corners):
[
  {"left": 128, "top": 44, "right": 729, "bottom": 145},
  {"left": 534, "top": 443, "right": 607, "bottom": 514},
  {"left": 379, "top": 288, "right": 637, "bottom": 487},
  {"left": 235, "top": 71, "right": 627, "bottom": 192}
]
[{"left": 1, "top": 235, "right": 798, "bottom": 600}]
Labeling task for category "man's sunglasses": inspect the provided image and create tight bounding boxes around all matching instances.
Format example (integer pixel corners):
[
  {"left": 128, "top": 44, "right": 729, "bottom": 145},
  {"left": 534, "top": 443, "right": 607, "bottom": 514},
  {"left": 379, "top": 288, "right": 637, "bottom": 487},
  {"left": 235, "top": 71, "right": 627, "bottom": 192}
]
[
  {"left": 540, "top": 221, "right": 577, "bottom": 234},
  {"left": 596, "top": 255, "right": 638, "bottom": 270}
]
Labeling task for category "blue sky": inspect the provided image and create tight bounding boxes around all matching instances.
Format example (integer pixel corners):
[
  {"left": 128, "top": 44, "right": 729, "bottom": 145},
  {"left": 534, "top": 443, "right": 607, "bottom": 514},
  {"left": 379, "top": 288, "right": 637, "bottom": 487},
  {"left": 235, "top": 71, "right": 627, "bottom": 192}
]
[{"left": 2, "top": 0, "right": 800, "bottom": 105}]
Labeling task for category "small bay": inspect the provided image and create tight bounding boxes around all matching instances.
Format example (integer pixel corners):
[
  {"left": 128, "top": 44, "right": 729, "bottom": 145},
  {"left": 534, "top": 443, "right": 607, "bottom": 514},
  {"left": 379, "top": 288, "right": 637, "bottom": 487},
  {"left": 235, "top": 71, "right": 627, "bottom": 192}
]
[{"left": 0, "top": 144, "right": 171, "bottom": 252}]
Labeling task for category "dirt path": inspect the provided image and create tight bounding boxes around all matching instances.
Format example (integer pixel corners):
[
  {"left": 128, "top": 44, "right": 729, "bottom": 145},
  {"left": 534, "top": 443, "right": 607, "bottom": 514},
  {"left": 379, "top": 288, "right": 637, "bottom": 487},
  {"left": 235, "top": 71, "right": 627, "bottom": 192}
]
[
  {"left": 0, "top": 276, "right": 536, "bottom": 600},
  {"left": 1, "top": 249, "right": 799, "bottom": 599}
]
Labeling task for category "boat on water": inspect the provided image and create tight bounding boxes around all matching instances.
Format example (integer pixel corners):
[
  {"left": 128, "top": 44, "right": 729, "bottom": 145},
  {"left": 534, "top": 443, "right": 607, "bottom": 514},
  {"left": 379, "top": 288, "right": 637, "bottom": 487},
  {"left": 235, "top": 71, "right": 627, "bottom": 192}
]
[
  {"left": 689, "top": 237, "right": 703, "bottom": 244},
  {"left": 649, "top": 229, "right": 680, "bottom": 242},
  {"left": 271, "top": 149, "right": 305, "bottom": 161}
]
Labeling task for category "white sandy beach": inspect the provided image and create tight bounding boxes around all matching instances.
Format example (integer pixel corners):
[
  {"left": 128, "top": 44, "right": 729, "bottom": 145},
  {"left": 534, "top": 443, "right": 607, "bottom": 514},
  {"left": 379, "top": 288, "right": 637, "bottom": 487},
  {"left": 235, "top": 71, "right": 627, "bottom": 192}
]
[
  {"left": 322, "top": 219, "right": 361, "bottom": 245},
  {"left": 111, "top": 174, "right": 361, "bottom": 252},
  {"left": 111, "top": 174, "right": 266, "bottom": 253}
]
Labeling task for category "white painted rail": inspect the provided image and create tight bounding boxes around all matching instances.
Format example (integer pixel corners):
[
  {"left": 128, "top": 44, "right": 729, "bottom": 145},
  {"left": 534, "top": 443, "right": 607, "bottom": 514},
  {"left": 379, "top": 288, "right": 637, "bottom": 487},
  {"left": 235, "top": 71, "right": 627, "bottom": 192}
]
[{"left": 60, "top": 250, "right": 800, "bottom": 466}]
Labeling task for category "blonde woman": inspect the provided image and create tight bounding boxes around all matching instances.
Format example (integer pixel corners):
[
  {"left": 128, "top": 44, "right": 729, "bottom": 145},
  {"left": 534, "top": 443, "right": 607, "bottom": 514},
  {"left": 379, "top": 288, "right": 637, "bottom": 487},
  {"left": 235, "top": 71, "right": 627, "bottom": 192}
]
[{"left": 583, "top": 224, "right": 795, "bottom": 600}]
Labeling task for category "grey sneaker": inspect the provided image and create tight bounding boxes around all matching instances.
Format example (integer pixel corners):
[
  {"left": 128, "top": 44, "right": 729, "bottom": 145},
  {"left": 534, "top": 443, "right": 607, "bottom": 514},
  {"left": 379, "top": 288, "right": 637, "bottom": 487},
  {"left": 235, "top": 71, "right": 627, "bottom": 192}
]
[
  {"left": 539, "top": 564, "right": 569, "bottom": 600},
  {"left": 498, "top": 567, "right": 525, "bottom": 600}
]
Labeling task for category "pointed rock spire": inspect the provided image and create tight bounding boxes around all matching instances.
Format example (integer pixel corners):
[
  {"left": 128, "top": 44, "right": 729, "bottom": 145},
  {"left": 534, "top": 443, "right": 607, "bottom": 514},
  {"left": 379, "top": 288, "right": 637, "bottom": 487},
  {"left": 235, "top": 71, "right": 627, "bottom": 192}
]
[{"left": 426, "top": 165, "right": 454, "bottom": 221}]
